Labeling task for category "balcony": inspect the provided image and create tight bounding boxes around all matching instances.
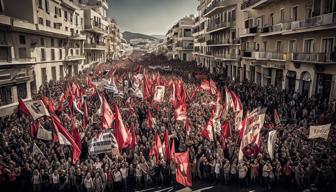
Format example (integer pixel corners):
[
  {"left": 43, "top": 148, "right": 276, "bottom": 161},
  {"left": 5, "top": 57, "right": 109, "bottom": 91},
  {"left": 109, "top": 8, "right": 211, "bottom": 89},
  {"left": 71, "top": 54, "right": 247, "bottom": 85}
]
[
  {"left": 292, "top": 53, "right": 336, "bottom": 64},
  {"left": 36, "top": 24, "right": 70, "bottom": 37},
  {"left": 70, "top": 32, "right": 86, "bottom": 40},
  {"left": 65, "top": 55, "right": 86, "bottom": 61},
  {"left": 204, "top": 0, "right": 236, "bottom": 17},
  {"left": 85, "top": 21, "right": 108, "bottom": 34},
  {"left": 61, "top": 0, "right": 79, "bottom": 11},
  {"left": 0, "top": 57, "right": 36, "bottom": 66},
  {"left": 207, "top": 39, "right": 240, "bottom": 46},
  {"left": 288, "top": 12, "right": 336, "bottom": 33},
  {"left": 176, "top": 45, "right": 193, "bottom": 50},
  {"left": 254, "top": 52, "right": 287, "bottom": 61},
  {"left": 207, "top": 22, "right": 235, "bottom": 33},
  {"left": 240, "top": 27, "right": 258, "bottom": 37},
  {"left": 84, "top": 43, "right": 106, "bottom": 50},
  {"left": 241, "top": 0, "right": 273, "bottom": 10},
  {"left": 260, "top": 23, "right": 291, "bottom": 36},
  {"left": 214, "top": 53, "right": 239, "bottom": 61}
]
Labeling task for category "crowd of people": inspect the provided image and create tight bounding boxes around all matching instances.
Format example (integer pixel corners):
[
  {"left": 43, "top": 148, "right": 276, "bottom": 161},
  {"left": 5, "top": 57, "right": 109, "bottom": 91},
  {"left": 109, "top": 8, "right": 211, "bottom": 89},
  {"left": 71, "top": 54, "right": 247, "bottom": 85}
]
[{"left": 0, "top": 53, "right": 335, "bottom": 192}]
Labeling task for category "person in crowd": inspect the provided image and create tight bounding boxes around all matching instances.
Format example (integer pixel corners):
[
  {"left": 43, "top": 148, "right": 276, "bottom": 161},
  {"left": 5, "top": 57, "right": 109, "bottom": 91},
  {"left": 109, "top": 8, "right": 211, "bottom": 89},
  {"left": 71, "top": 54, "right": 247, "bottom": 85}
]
[{"left": 0, "top": 53, "right": 335, "bottom": 192}]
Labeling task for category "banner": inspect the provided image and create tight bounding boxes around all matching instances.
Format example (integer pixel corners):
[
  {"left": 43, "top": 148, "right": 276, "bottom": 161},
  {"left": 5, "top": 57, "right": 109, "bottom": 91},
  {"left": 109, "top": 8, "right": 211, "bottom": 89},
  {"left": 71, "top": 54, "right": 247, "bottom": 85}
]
[
  {"left": 22, "top": 100, "right": 50, "bottom": 120},
  {"left": 153, "top": 86, "right": 165, "bottom": 102},
  {"left": 32, "top": 143, "right": 45, "bottom": 158},
  {"left": 88, "top": 131, "right": 118, "bottom": 155},
  {"left": 175, "top": 150, "right": 192, "bottom": 187},
  {"left": 36, "top": 126, "right": 52, "bottom": 141},
  {"left": 308, "top": 124, "right": 331, "bottom": 140},
  {"left": 267, "top": 130, "right": 277, "bottom": 160}
]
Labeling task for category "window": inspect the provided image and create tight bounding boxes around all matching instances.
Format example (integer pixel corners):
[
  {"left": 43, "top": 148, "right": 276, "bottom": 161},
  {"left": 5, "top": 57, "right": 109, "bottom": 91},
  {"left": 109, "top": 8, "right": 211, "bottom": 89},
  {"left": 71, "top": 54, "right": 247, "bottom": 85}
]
[
  {"left": 39, "top": 17, "right": 44, "bottom": 25},
  {"left": 55, "top": 7, "right": 58, "bottom": 16},
  {"left": 38, "top": 0, "right": 43, "bottom": 9},
  {"left": 51, "top": 49, "right": 55, "bottom": 60},
  {"left": 17, "top": 83, "right": 27, "bottom": 99},
  {"left": 321, "top": 38, "right": 334, "bottom": 53},
  {"left": 263, "top": 41, "right": 267, "bottom": 51},
  {"left": 0, "top": 86, "right": 12, "bottom": 106},
  {"left": 51, "top": 67, "right": 56, "bottom": 81},
  {"left": 292, "top": 6, "right": 298, "bottom": 21},
  {"left": 280, "top": 9, "right": 285, "bottom": 22},
  {"left": 45, "top": 0, "right": 49, "bottom": 13},
  {"left": 51, "top": 38, "right": 54, "bottom": 47},
  {"left": 59, "top": 49, "right": 62, "bottom": 60},
  {"left": 276, "top": 41, "right": 282, "bottom": 52},
  {"left": 18, "top": 48, "right": 27, "bottom": 59},
  {"left": 58, "top": 39, "right": 62, "bottom": 47},
  {"left": 41, "top": 38, "right": 45, "bottom": 46},
  {"left": 19, "top": 35, "right": 26, "bottom": 44},
  {"left": 41, "top": 48, "right": 46, "bottom": 61},
  {"left": 64, "top": 11, "right": 68, "bottom": 21},
  {"left": 304, "top": 39, "right": 314, "bottom": 53},
  {"left": 46, "top": 20, "right": 51, "bottom": 27},
  {"left": 269, "top": 13, "right": 274, "bottom": 26},
  {"left": 60, "top": 65, "right": 64, "bottom": 79},
  {"left": 289, "top": 40, "right": 296, "bottom": 52},
  {"left": 41, "top": 68, "right": 47, "bottom": 83}
]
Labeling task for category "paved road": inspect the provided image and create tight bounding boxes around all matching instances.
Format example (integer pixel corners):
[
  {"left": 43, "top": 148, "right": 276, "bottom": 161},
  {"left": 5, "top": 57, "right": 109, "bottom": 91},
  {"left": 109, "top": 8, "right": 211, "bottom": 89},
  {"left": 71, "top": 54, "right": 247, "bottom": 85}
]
[{"left": 134, "top": 181, "right": 302, "bottom": 192}]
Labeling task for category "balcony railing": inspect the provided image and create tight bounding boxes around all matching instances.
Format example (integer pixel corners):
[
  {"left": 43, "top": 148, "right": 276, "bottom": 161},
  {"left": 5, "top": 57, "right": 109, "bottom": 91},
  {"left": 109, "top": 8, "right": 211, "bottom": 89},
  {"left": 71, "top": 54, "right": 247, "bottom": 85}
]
[
  {"left": 241, "top": 26, "right": 258, "bottom": 35},
  {"left": 292, "top": 53, "right": 336, "bottom": 63},
  {"left": 207, "top": 21, "right": 235, "bottom": 32},
  {"left": 290, "top": 12, "right": 336, "bottom": 31},
  {"left": 254, "top": 52, "right": 286, "bottom": 60},
  {"left": 84, "top": 42, "right": 106, "bottom": 50},
  {"left": 0, "top": 57, "right": 36, "bottom": 64},
  {"left": 65, "top": 55, "right": 86, "bottom": 61},
  {"left": 204, "top": 0, "right": 225, "bottom": 14},
  {"left": 241, "top": 0, "right": 270, "bottom": 10},
  {"left": 207, "top": 39, "right": 240, "bottom": 45},
  {"left": 214, "top": 53, "right": 239, "bottom": 60},
  {"left": 261, "top": 23, "right": 291, "bottom": 33}
]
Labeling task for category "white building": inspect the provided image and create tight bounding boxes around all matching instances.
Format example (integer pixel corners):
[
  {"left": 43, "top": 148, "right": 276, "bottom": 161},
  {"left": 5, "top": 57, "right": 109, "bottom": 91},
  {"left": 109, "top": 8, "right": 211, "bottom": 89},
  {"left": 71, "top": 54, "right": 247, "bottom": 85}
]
[{"left": 0, "top": 0, "right": 123, "bottom": 116}]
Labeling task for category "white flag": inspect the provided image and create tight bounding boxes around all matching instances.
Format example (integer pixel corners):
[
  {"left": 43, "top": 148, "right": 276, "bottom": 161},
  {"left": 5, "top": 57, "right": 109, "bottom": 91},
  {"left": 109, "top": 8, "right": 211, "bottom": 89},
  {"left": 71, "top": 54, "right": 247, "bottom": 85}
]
[
  {"left": 36, "top": 126, "right": 52, "bottom": 141},
  {"left": 57, "top": 131, "right": 71, "bottom": 145},
  {"left": 235, "top": 109, "right": 243, "bottom": 130},
  {"left": 23, "top": 100, "right": 50, "bottom": 120},
  {"left": 32, "top": 143, "right": 45, "bottom": 158},
  {"left": 153, "top": 86, "right": 165, "bottom": 102},
  {"left": 308, "top": 124, "right": 331, "bottom": 140},
  {"left": 267, "top": 130, "right": 277, "bottom": 160}
]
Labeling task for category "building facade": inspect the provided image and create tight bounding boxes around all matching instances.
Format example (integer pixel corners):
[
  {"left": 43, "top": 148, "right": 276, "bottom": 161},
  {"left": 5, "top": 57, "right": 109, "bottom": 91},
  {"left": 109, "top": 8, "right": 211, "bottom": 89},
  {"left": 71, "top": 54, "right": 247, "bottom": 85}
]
[
  {"left": 240, "top": 0, "right": 336, "bottom": 99},
  {"left": 166, "top": 15, "right": 195, "bottom": 62},
  {"left": 0, "top": 0, "right": 123, "bottom": 116}
]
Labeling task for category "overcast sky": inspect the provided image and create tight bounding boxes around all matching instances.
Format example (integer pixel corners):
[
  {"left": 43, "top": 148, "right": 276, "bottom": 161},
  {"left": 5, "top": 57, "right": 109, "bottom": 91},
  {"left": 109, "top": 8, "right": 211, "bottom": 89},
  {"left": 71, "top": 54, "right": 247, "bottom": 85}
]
[{"left": 107, "top": 0, "right": 198, "bottom": 35}]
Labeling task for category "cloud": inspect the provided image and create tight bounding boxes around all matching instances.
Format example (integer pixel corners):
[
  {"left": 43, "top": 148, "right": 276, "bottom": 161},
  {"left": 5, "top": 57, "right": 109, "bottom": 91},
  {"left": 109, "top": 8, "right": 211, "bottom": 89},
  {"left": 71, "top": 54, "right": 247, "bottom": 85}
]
[{"left": 107, "top": 0, "right": 197, "bottom": 35}]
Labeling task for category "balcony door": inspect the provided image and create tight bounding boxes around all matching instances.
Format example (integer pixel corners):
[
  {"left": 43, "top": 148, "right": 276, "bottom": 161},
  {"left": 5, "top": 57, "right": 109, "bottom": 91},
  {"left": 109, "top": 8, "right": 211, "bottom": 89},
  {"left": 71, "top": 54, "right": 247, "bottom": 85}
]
[
  {"left": 321, "top": 38, "right": 334, "bottom": 53},
  {"left": 304, "top": 39, "right": 314, "bottom": 53}
]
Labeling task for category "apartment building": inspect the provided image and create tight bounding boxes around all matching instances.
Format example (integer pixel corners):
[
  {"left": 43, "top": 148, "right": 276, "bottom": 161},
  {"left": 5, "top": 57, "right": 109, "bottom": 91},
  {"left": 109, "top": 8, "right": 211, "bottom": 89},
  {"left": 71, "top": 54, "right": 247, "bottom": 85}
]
[
  {"left": 0, "top": 0, "right": 123, "bottom": 116},
  {"left": 166, "top": 15, "right": 194, "bottom": 61},
  {"left": 193, "top": 0, "right": 211, "bottom": 71},
  {"left": 240, "top": 0, "right": 336, "bottom": 99}
]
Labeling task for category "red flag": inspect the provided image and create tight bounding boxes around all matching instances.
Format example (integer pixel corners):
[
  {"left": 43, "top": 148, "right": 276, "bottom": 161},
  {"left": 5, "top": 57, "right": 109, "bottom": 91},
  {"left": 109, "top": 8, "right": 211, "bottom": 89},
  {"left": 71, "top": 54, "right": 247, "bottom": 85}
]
[
  {"left": 201, "top": 117, "right": 214, "bottom": 141},
  {"left": 83, "top": 100, "right": 89, "bottom": 129},
  {"left": 18, "top": 98, "right": 29, "bottom": 114},
  {"left": 175, "top": 150, "right": 192, "bottom": 187},
  {"left": 71, "top": 118, "right": 81, "bottom": 150},
  {"left": 30, "top": 121, "right": 39, "bottom": 138},
  {"left": 274, "top": 109, "right": 281, "bottom": 127},
  {"left": 164, "top": 130, "right": 170, "bottom": 161},
  {"left": 171, "top": 139, "right": 175, "bottom": 162},
  {"left": 221, "top": 121, "right": 231, "bottom": 139},
  {"left": 200, "top": 79, "right": 217, "bottom": 95},
  {"left": 114, "top": 104, "right": 130, "bottom": 149},
  {"left": 102, "top": 96, "right": 114, "bottom": 129},
  {"left": 130, "top": 126, "right": 137, "bottom": 150},
  {"left": 50, "top": 114, "right": 81, "bottom": 163},
  {"left": 239, "top": 112, "right": 249, "bottom": 140},
  {"left": 149, "top": 144, "right": 158, "bottom": 160},
  {"left": 155, "top": 134, "right": 163, "bottom": 161},
  {"left": 148, "top": 108, "right": 153, "bottom": 129}
]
